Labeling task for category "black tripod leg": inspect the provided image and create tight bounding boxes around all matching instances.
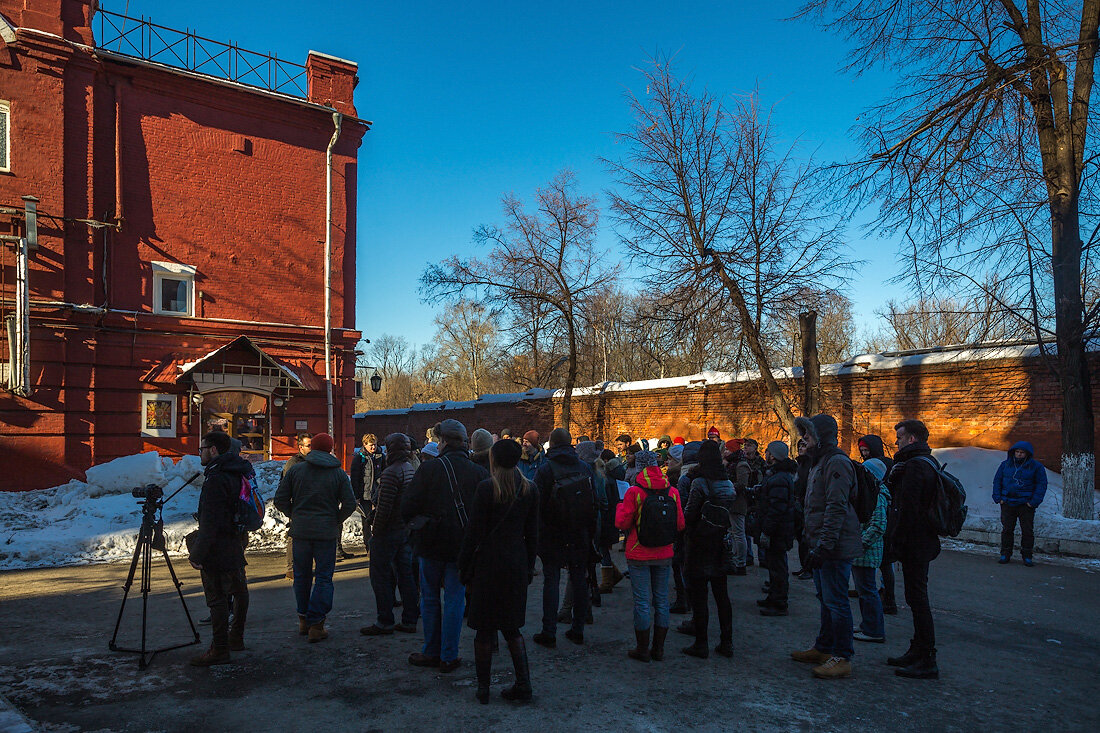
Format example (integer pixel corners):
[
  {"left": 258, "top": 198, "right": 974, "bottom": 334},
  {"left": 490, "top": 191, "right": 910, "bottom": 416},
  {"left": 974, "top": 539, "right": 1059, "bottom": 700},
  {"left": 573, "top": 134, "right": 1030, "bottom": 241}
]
[
  {"left": 109, "top": 525, "right": 146, "bottom": 651},
  {"left": 160, "top": 546, "right": 200, "bottom": 641},
  {"left": 140, "top": 537, "right": 152, "bottom": 669}
]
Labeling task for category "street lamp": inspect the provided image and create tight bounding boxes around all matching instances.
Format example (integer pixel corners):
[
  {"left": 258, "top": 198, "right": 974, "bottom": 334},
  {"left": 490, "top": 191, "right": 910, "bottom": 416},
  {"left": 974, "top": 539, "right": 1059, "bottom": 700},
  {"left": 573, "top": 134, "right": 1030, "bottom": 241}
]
[{"left": 370, "top": 370, "right": 382, "bottom": 393}]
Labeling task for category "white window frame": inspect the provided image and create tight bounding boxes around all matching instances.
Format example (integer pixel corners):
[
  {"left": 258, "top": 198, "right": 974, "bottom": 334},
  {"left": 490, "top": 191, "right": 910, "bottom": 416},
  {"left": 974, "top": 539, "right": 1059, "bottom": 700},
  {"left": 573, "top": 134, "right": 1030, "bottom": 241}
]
[
  {"left": 151, "top": 261, "right": 196, "bottom": 317},
  {"left": 141, "top": 392, "right": 177, "bottom": 438},
  {"left": 0, "top": 100, "right": 10, "bottom": 173}
]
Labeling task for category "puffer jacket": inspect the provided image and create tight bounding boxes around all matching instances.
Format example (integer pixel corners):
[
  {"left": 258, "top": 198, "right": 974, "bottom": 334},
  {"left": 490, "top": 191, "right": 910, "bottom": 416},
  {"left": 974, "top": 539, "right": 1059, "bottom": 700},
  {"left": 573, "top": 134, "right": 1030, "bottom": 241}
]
[
  {"left": 373, "top": 457, "right": 417, "bottom": 535},
  {"left": 993, "top": 441, "right": 1048, "bottom": 507},
  {"left": 683, "top": 473, "right": 735, "bottom": 577},
  {"left": 274, "top": 450, "right": 357, "bottom": 541},
  {"left": 615, "top": 466, "right": 685, "bottom": 562},
  {"left": 797, "top": 414, "right": 863, "bottom": 561},
  {"left": 190, "top": 450, "right": 252, "bottom": 572},
  {"left": 759, "top": 458, "right": 797, "bottom": 547},
  {"left": 519, "top": 447, "right": 547, "bottom": 483}
]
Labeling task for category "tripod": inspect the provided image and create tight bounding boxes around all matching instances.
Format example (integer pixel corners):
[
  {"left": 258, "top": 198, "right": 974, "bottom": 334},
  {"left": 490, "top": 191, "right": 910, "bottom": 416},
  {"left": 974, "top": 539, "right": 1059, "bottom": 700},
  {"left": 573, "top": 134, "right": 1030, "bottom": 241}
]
[{"left": 109, "top": 475, "right": 201, "bottom": 669}]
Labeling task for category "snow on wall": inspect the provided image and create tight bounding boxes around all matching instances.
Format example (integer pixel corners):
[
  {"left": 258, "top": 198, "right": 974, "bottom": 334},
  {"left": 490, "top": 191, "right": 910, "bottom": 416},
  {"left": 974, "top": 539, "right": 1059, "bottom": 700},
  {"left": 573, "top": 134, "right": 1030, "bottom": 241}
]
[{"left": 354, "top": 388, "right": 555, "bottom": 418}]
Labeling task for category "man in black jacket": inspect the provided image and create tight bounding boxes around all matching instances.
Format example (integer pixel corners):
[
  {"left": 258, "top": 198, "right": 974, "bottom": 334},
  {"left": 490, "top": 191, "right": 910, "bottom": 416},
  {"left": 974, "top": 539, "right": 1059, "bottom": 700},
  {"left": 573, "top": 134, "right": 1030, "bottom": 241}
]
[
  {"left": 189, "top": 430, "right": 251, "bottom": 666},
  {"left": 400, "top": 419, "right": 487, "bottom": 672},
  {"left": 886, "top": 419, "right": 941, "bottom": 680},
  {"left": 532, "top": 428, "right": 597, "bottom": 648}
]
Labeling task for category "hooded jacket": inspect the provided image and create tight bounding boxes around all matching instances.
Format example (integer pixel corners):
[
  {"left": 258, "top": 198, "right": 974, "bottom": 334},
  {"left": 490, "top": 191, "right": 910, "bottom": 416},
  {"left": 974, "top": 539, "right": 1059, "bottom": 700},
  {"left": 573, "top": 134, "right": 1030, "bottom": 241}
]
[
  {"left": 534, "top": 444, "right": 597, "bottom": 564},
  {"left": 518, "top": 445, "right": 547, "bottom": 483},
  {"left": 887, "top": 440, "right": 941, "bottom": 561},
  {"left": 190, "top": 449, "right": 252, "bottom": 572},
  {"left": 616, "top": 466, "right": 685, "bottom": 562},
  {"left": 858, "top": 434, "right": 894, "bottom": 472},
  {"left": 993, "top": 441, "right": 1048, "bottom": 507},
  {"left": 760, "top": 458, "right": 798, "bottom": 544},
  {"left": 274, "top": 450, "right": 357, "bottom": 541},
  {"left": 796, "top": 414, "right": 863, "bottom": 561}
]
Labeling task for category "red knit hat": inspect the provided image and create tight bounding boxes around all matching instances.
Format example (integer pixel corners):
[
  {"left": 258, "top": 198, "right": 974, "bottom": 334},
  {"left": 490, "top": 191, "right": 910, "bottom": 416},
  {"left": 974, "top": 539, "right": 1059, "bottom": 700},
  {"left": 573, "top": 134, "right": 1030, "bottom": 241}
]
[
  {"left": 725, "top": 438, "right": 743, "bottom": 453},
  {"left": 312, "top": 433, "right": 335, "bottom": 453},
  {"left": 523, "top": 430, "right": 540, "bottom": 444},
  {"left": 673, "top": 437, "right": 685, "bottom": 445},
  {"left": 707, "top": 425, "right": 721, "bottom": 439}
]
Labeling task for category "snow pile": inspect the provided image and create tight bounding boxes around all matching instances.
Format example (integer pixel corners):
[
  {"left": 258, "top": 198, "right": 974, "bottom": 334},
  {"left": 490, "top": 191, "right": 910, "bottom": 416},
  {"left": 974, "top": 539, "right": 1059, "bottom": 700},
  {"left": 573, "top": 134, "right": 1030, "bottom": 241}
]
[
  {"left": 934, "top": 447, "right": 1100, "bottom": 545},
  {"left": 0, "top": 453, "right": 366, "bottom": 571}
]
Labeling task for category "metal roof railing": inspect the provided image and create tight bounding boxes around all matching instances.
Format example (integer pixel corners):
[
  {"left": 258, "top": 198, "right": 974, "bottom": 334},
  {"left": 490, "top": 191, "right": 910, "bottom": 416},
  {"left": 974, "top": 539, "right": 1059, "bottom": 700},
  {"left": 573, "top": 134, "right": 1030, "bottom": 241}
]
[{"left": 96, "top": 9, "right": 308, "bottom": 98}]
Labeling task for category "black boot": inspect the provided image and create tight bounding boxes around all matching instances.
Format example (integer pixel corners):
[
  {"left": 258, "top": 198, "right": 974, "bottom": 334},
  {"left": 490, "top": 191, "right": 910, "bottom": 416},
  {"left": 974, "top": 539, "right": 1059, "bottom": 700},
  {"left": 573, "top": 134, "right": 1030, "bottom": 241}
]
[
  {"left": 896, "top": 648, "right": 939, "bottom": 679},
  {"left": 650, "top": 626, "right": 668, "bottom": 661},
  {"left": 887, "top": 640, "right": 922, "bottom": 667},
  {"left": 669, "top": 595, "right": 689, "bottom": 614},
  {"left": 628, "top": 628, "right": 651, "bottom": 663},
  {"left": 501, "top": 636, "right": 532, "bottom": 702},
  {"left": 474, "top": 638, "right": 493, "bottom": 704}
]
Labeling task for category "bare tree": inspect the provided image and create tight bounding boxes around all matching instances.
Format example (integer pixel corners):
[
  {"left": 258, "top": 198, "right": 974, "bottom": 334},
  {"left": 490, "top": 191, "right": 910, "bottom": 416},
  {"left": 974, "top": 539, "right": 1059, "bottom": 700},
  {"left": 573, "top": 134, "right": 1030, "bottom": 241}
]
[
  {"left": 870, "top": 294, "right": 1026, "bottom": 352},
  {"left": 421, "top": 170, "right": 619, "bottom": 427},
  {"left": 605, "top": 58, "right": 853, "bottom": 436},
  {"left": 799, "top": 1, "right": 1099, "bottom": 517},
  {"left": 429, "top": 300, "right": 505, "bottom": 400}
]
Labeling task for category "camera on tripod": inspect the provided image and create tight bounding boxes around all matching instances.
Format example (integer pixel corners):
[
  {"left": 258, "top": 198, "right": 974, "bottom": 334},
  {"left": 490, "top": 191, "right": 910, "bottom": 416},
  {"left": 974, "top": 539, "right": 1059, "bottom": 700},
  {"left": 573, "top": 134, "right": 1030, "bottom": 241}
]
[{"left": 132, "top": 483, "right": 164, "bottom": 501}]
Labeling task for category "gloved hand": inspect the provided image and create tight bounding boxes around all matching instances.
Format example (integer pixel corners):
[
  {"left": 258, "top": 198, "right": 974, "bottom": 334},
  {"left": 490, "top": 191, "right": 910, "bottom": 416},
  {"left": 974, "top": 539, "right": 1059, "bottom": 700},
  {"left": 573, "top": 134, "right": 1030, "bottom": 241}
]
[
  {"left": 758, "top": 533, "right": 771, "bottom": 551},
  {"left": 804, "top": 549, "right": 825, "bottom": 570}
]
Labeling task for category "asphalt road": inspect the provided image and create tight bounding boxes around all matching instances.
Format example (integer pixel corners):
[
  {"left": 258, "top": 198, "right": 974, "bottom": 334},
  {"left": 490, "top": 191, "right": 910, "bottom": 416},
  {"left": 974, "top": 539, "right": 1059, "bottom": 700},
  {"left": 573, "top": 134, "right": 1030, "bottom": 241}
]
[{"left": 0, "top": 546, "right": 1097, "bottom": 732}]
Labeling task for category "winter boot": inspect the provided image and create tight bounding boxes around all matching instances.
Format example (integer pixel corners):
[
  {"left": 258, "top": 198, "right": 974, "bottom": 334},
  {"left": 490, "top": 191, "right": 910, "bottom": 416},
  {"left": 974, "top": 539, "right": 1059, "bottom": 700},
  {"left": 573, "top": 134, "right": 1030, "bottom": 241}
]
[
  {"left": 298, "top": 614, "right": 309, "bottom": 636},
  {"left": 189, "top": 644, "right": 230, "bottom": 666},
  {"left": 650, "top": 626, "right": 669, "bottom": 661},
  {"left": 715, "top": 618, "right": 733, "bottom": 658},
  {"left": 590, "top": 585, "right": 602, "bottom": 608},
  {"left": 474, "top": 638, "right": 493, "bottom": 704},
  {"left": 628, "top": 628, "right": 651, "bottom": 663},
  {"left": 599, "top": 567, "right": 616, "bottom": 594},
  {"left": 791, "top": 647, "right": 831, "bottom": 664},
  {"left": 812, "top": 656, "right": 852, "bottom": 679},
  {"left": 501, "top": 636, "right": 533, "bottom": 702},
  {"left": 887, "top": 640, "right": 922, "bottom": 668},
  {"left": 308, "top": 621, "right": 328, "bottom": 643},
  {"left": 669, "top": 593, "right": 689, "bottom": 615},
  {"left": 896, "top": 648, "right": 939, "bottom": 679},
  {"left": 682, "top": 640, "right": 709, "bottom": 658},
  {"left": 228, "top": 633, "right": 245, "bottom": 652}
]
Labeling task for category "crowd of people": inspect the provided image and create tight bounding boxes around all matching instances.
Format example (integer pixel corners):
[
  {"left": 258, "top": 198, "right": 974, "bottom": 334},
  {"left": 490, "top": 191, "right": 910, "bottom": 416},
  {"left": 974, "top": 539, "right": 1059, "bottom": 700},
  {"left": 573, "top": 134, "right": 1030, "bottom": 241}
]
[{"left": 184, "top": 415, "right": 1050, "bottom": 697}]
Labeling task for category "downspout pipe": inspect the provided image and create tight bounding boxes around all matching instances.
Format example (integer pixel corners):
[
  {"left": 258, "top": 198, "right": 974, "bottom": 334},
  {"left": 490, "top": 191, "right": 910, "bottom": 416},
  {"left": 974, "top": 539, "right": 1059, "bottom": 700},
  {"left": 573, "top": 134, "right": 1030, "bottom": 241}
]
[{"left": 324, "top": 111, "right": 342, "bottom": 437}]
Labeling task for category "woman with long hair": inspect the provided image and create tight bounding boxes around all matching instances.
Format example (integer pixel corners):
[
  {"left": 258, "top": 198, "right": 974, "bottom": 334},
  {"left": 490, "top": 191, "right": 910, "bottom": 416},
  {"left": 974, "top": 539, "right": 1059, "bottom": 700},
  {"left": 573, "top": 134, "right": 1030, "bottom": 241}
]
[{"left": 457, "top": 438, "right": 539, "bottom": 703}]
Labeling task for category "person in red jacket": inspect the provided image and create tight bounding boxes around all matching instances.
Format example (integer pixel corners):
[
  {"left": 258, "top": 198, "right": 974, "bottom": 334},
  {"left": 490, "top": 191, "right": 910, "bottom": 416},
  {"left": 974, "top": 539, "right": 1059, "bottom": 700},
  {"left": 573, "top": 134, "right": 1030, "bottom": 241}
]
[{"left": 615, "top": 466, "right": 686, "bottom": 663}]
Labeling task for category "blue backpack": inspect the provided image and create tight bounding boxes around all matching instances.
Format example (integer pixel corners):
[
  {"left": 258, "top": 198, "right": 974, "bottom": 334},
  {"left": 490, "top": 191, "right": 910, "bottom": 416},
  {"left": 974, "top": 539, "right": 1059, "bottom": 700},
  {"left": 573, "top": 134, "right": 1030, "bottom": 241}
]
[{"left": 235, "top": 475, "right": 266, "bottom": 531}]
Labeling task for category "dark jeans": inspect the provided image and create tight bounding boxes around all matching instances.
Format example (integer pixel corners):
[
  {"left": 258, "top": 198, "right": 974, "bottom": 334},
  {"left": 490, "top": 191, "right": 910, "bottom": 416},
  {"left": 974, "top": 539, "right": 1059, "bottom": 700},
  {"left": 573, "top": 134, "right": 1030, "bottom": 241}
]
[
  {"left": 689, "top": 574, "right": 732, "bottom": 645},
  {"left": 880, "top": 558, "right": 896, "bottom": 605},
  {"left": 292, "top": 538, "right": 337, "bottom": 625},
  {"left": 764, "top": 544, "right": 789, "bottom": 604},
  {"left": 369, "top": 528, "right": 419, "bottom": 627},
  {"left": 900, "top": 556, "right": 935, "bottom": 651},
  {"left": 851, "top": 565, "right": 884, "bottom": 638},
  {"left": 813, "top": 559, "right": 854, "bottom": 659},
  {"left": 1000, "top": 503, "right": 1036, "bottom": 558},
  {"left": 542, "top": 560, "right": 588, "bottom": 636},
  {"left": 201, "top": 567, "right": 249, "bottom": 649}
]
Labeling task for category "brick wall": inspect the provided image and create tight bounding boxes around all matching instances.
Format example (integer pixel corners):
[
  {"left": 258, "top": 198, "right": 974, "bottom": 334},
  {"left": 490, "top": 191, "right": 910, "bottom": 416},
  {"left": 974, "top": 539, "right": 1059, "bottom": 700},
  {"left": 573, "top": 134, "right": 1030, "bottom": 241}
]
[{"left": 354, "top": 399, "right": 553, "bottom": 446}]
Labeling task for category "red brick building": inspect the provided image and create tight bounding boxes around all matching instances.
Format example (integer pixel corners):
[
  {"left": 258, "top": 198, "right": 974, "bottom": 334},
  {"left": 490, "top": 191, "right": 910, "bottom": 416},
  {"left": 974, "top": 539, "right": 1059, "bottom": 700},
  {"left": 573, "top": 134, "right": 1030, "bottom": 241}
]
[{"left": 0, "top": 0, "right": 368, "bottom": 490}]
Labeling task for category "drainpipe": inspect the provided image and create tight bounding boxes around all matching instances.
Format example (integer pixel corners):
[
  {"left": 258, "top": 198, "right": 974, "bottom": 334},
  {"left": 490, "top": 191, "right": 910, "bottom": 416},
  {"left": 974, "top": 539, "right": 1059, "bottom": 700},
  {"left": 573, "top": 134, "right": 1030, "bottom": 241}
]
[{"left": 324, "top": 111, "right": 342, "bottom": 437}]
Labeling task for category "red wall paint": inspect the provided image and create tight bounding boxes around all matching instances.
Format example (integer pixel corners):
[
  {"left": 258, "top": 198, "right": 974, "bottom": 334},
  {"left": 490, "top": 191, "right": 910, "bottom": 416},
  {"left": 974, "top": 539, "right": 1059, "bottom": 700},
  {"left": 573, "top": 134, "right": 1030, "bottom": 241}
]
[{"left": 0, "top": 0, "right": 366, "bottom": 490}]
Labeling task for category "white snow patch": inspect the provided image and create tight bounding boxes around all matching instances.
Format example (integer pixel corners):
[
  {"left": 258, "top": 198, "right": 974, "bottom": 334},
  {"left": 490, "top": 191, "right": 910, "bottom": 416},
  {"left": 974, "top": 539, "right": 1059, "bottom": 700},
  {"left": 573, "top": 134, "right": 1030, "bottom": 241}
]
[{"left": 0, "top": 453, "right": 367, "bottom": 571}]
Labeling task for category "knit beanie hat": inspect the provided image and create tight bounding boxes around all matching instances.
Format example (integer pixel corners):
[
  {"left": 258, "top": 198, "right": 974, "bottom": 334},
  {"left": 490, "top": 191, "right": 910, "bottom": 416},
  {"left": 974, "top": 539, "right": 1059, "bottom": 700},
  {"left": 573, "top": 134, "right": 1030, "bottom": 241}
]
[
  {"left": 576, "top": 440, "right": 601, "bottom": 464},
  {"left": 312, "top": 433, "right": 334, "bottom": 453},
  {"left": 668, "top": 444, "right": 684, "bottom": 461},
  {"left": 725, "top": 438, "right": 743, "bottom": 453},
  {"left": 490, "top": 437, "right": 523, "bottom": 469},
  {"left": 634, "top": 450, "right": 659, "bottom": 469},
  {"left": 765, "top": 440, "right": 789, "bottom": 461},
  {"left": 523, "top": 430, "right": 540, "bottom": 444},
  {"left": 470, "top": 428, "right": 494, "bottom": 454},
  {"left": 549, "top": 427, "right": 571, "bottom": 447},
  {"left": 673, "top": 437, "right": 685, "bottom": 445}
]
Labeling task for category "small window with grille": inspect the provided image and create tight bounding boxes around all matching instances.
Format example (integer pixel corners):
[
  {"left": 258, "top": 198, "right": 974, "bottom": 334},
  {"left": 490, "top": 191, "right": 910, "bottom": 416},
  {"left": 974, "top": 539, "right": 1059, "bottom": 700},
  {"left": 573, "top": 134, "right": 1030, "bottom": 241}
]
[{"left": 0, "top": 101, "right": 10, "bottom": 172}]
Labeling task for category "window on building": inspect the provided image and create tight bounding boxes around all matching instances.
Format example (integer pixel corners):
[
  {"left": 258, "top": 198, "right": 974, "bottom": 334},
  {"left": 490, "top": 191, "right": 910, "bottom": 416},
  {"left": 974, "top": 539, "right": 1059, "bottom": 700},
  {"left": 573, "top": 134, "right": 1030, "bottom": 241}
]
[
  {"left": 0, "top": 100, "right": 10, "bottom": 172},
  {"left": 151, "top": 261, "right": 196, "bottom": 317}
]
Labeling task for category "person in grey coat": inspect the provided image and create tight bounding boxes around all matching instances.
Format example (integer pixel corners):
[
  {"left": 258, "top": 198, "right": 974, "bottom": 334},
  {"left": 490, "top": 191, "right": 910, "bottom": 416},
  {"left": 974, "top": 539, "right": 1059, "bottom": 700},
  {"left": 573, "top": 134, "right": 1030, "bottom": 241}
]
[
  {"left": 274, "top": 432, "right": 356, "bottom": 642},
  {"left": 789, "top": 414, "right": 863, "bottom": 680}
]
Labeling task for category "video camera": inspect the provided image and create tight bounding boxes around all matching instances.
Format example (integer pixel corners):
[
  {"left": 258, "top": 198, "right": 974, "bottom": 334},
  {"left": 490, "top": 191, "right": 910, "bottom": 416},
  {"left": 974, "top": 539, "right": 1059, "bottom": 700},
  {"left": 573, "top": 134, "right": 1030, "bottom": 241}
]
[{"left": 131, "top": 484, "right": 164, "bottom": 501}]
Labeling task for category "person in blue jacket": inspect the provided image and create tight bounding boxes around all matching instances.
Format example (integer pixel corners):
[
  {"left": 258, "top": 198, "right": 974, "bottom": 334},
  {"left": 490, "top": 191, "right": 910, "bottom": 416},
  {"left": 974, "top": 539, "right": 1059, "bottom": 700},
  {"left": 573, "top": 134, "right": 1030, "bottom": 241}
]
[{"left": 992, "top": 441, "right": 1048, "bottom": 566}]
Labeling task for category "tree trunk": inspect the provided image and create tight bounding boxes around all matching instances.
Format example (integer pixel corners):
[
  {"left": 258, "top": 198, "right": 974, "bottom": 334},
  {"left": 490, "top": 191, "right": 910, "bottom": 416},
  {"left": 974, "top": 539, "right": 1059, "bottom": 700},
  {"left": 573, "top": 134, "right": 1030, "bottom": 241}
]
[
  {"left": 1051, "top": 198, "right": 1096, "bottom": 520},
  {"left": 561, "top": 313, "right": 577, "bottom": 432},
  {"left": 799, "top": 310, "right": 821, "bottom": 417}
]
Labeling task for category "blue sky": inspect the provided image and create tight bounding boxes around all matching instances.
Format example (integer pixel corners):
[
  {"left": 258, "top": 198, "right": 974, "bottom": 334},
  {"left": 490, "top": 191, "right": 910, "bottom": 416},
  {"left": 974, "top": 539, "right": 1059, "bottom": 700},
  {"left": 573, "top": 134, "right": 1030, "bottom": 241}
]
[{"left": 116, "top": 0, "right": 899, "bottom": 348}]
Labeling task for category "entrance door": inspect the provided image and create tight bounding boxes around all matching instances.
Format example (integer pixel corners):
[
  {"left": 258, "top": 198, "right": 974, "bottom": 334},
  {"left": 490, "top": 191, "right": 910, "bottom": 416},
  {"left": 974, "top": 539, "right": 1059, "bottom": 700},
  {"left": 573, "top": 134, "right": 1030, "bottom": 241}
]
[{"left": 200, "top": 391, "right": 270, "bottom": 461}]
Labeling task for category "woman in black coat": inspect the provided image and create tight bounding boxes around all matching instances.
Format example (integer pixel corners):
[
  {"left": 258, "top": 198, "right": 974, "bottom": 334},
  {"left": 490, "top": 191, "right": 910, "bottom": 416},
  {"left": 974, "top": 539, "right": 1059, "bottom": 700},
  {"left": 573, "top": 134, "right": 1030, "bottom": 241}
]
[{"left": 457, "top": 438, "right": 538, "bottom": 704}]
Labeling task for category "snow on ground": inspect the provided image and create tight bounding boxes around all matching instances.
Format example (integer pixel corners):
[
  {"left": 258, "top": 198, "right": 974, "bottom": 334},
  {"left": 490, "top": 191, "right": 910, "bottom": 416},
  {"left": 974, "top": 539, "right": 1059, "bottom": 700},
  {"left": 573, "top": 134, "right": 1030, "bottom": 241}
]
[
  {"left": 934, "top": 447, "right": 1100, "bottom": 544},
  {"left": 0, "top": 453, "right": 363, "bottom": 571},
  {"left": 1, "top": 447, "right": 1098, "bottom": 571}
]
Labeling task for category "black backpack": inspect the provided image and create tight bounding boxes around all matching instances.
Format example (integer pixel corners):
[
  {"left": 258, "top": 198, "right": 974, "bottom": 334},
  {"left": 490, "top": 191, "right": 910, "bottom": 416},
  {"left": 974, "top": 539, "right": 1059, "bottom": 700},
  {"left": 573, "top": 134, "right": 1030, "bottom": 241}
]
[
  {"left": 914, "top": 455, "right": 968, "bottom": 537},
  {"left": 850, "top": 460, "right": 883, "bottom": 525},
  {"left": 696, "top": 479, "right": 733, "bottom": 542},
  {"left": 548, "top": 461, "right": 596, "bottom": 542},
  {"left": 637, "top": 486, "right": 679, "bottom": 547}
]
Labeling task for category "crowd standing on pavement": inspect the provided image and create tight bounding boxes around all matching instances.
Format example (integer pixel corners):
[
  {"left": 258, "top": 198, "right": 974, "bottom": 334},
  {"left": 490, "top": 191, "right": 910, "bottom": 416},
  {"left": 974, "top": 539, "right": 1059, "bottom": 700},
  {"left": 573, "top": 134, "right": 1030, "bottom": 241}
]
[{"left": 183, "top": 411, "right": 1031, "bottom": 696}]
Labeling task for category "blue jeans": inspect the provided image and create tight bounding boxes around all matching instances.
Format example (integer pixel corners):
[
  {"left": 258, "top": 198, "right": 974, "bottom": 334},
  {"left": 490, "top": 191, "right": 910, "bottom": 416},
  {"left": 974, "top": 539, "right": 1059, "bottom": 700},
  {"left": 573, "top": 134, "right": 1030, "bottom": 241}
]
[
  {"left": 292, "top": 538, "right": 337, "bottom": 625},
  {"left": 541, "top": 561, "right": 588, "bottom": 636},
  {"left": 370, "top": 528, "right": 419, "bottom": 627},
  {"left": 419, "top": 558, "right": 465, "bottom": 663},
  {"left": 628, "top": 563, "right": 671, "bottom": 631},
  {"left": 851, "top": 565, "right": 884, "bottom": 638},
  {"left": 813, "top": 559, "right": 854, "bottom": 659}
]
